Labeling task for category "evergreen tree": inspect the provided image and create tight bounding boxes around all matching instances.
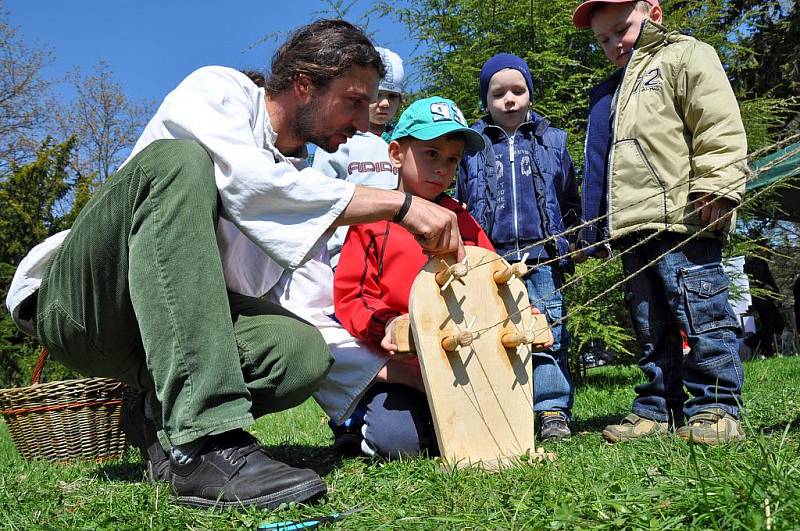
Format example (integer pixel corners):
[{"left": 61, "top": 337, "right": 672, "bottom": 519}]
[{"left": 0, "top": 138, "right": 85, "bottom": 387}]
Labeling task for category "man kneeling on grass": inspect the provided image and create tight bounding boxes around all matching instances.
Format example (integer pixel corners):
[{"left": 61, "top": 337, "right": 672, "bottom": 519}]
[{"left": 6, "top": 20, "right": 465, "bottom": 510}]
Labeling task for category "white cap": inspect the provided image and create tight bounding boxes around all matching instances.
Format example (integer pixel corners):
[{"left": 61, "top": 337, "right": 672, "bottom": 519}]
[{"left": 376, "top": 47, "right": 404, "bottom": 94}]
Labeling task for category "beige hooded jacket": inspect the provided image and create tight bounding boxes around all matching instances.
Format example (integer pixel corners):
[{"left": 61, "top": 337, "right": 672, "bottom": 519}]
[{"left": 607, "top": 20, "right": 748, "bottom": 239}]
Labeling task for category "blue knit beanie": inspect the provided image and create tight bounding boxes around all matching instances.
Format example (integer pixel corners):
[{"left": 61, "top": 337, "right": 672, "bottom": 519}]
[{"left": 479, "top": 53, "right": 534, "bottom": 109}]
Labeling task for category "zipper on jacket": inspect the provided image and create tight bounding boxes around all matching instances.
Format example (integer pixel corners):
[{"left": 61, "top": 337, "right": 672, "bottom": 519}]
[
  {"left": 509, "top": 134, "right": 521, "bottom": 260},
  {"left": 485, "top": 117, "right": 535, "bottom": 262},
  {"left": 582, "top": 113, "right": 592, "bottom": 234},
  {"left": 606, "top": 49, "right": 636, "bottom": 236}
]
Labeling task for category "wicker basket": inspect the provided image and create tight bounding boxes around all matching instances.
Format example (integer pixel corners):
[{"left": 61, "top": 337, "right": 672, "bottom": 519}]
[{"left": 0, "top": 349, "right": 132, "bottom": 462}]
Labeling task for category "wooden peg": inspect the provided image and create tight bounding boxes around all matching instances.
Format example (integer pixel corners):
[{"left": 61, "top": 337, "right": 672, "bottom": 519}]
[
  {"left": 393, "top": 315, "right": 416, "bottom": 353},
  {"left": 436, "top": 260, "right": 469, "bottom": 288},
  {"left": 500, "top": 314, "right": 553, "bottom": 350},
  {"left": 500, "top": 330, "right": 535, "bottom": 348},
  {"left": 493, "top": 262, "right": 528, "bottom": 284},
  {"left": 441, "top": 330, "right": 473, "bottom": 352}
]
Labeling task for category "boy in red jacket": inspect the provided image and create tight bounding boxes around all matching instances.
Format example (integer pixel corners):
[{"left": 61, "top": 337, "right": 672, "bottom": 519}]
[{"left": 332, "top": 96, "right": 493, "bottom": 458}]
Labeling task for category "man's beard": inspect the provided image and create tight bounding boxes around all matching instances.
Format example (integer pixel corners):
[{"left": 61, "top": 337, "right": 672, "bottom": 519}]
[{"left": 292, "top": 99, "right": 355, "bottom": 153}]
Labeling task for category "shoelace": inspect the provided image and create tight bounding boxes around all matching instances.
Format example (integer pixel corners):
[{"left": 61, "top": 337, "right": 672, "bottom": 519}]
[{"left": 213, "top": 431, "right": 269, "bottom": 466}]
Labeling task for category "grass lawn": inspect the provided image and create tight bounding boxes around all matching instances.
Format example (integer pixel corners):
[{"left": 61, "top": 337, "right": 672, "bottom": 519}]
[{"left": 1, "top": 356, "right": 799, "bottom": 530}]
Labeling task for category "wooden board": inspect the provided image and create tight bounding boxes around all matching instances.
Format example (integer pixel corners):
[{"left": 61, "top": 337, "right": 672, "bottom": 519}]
[{"left": 408, "top": 247, "right": 552, "bottom": 468}]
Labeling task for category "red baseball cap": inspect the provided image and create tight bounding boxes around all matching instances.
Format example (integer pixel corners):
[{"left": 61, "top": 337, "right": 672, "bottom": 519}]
[{"left": 572, "top": 0, "right": 659, "bottom": 29}]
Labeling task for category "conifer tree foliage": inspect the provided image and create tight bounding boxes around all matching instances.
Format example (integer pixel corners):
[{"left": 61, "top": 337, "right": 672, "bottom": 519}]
[
  {"left": 0, "top": 138, "right": 88, "bottom": 387},
  {"left": 0, "top": 138, "right": 76, "bottom": 266}
]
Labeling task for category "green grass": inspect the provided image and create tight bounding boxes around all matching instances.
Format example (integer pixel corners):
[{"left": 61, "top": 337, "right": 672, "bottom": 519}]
[{"left": 2, "top": 357, "right": 799, "bottom": 530}]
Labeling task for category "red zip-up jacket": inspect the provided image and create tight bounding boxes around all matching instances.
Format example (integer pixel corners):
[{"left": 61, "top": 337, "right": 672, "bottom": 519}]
[{"left": 334, "top": 194, "right": 495, "bottom": 345}]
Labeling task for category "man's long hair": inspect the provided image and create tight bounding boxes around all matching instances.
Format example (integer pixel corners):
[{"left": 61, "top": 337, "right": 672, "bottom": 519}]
[{"left": 266, "top": 19, "right": 385, "bottom": 94}]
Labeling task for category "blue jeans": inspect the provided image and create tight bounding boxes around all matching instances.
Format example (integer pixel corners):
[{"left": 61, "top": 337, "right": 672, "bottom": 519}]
[
  {"left": 330, "top": 383, "right": 438, "bottom": 459},
  {"left": 620, "top": 235, "right": 743, "bottom": 423},
  {"left": 525, "top": 265, "right": 574, "bottom": 416}
]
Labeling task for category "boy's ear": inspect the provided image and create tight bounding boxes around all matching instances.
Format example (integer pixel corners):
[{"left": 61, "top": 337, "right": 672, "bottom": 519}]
[
  {"left": 649, "top": 4, "right": 663, "bottom": 24},
  {"left": 388, "top": 140, "right": 404, "bottom": 169}
]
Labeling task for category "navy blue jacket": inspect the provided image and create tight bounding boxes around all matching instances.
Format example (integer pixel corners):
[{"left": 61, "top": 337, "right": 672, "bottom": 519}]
[
  {"left": 456, "top": 111, "right": 581, "bottom": 266},
  {"left": 578, "top": 69, "right": 622, "bottom": 256}
]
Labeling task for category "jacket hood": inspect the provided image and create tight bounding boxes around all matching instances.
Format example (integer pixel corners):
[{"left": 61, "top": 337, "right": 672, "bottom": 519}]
[{"left": 636, "top": 19, "right": 681, "bottom": 55}]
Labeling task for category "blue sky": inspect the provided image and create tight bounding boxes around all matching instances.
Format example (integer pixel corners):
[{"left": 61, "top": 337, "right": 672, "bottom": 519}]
[{"left": 6, "top": 0, "right": 418, "bottom": 105}]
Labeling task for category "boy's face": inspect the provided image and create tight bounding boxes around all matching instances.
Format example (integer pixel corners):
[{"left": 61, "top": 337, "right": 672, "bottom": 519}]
[
  {"left": 591, "top": 2, "right": 662, "bottom": 68},
  {"left": 486, "top": 69, "right": 530, "bottom": 131},
  {"left": 389, "top": 136, "right": 465, "bottom": 201},
  {"left": 369, "top": 90, "right": 402, "bottom": 126}
]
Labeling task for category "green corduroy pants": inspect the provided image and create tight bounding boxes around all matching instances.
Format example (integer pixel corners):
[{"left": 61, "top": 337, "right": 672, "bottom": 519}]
[{"left": 36, "top": 139, "right": 333, "bottom": 446}]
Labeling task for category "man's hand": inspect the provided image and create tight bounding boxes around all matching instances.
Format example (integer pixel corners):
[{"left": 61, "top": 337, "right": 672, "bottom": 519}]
[
  {"left": 399, "top": 195, "right": 465, "bottom": 261},
  {"left": 336, "top": 187, "right": 465, "bottom": 261},
  {"left": 569, "top": 242, "right": 588, "bottom": 264},
  {"left": 690, "top": 193, "right": 736, "bottom": 231}
]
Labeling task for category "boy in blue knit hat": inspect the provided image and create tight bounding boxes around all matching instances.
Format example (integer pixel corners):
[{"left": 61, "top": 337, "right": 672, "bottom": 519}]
[{"left": 457, "top": 53, "right": 582, "bottom": 441}]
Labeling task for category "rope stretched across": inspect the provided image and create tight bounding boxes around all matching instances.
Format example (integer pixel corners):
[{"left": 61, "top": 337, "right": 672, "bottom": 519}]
[
  {"left": 508, "top": 141, "right": 800, "bottom": 306},
  {"left": 462, "top": 138, "right": 800, "bottom": 341},
  {"left": 462, "top": 133, "right": 800, "bottom": 276},
  {"left": 454, "top": 139, "right": 800, "bottom": 317}
]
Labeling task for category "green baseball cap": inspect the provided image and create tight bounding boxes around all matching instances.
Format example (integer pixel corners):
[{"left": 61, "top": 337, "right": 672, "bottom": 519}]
[{"left": 390, "top": 96, "right": 485, "bottom": 152}]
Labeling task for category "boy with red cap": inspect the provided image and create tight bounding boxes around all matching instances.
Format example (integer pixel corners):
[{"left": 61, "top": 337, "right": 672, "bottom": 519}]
[{"left": 572, "top": 0, "right": 749, "bottom": 444}]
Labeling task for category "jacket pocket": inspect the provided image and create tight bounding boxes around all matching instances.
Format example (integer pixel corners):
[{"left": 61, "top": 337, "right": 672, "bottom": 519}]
[
  {"left": 680, "top": 264, "right": 739, "bottom": 334},
  {"left": 610, "top": 139, "right": 667, "bottom": 231}
]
